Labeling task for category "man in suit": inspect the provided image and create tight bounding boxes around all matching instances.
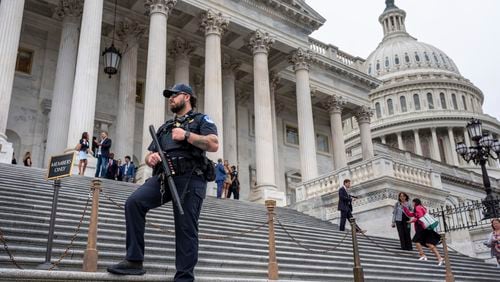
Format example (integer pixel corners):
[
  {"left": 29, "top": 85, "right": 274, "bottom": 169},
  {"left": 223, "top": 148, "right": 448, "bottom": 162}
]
[
  {"left": 338, "top": 179, "right": 364, "bottom": 233},
  {"left": 121, "top": 155, "right": 136, "bottom": 182},
  {"left": 215, "top": 158, "right": 226, "bottom": 198},
  {"left": 95, "top": 131, "right": 112, "bottom": 178}
]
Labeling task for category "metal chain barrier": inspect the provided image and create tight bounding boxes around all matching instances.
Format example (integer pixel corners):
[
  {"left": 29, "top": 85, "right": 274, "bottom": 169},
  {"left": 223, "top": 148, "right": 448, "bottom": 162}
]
[
  {"left": 275, "top": 217, "right": 349, "bottom": 254},
  {"left": 358, "top": 232, "right": 407, "bottom": 255},
  {"left": 48, "top": 195, "right": 92, "bottom": 271},
  {"left": 101, "top": 191, "right": 269, "bottom": 240},
  {"left": 0, "top": 226, "right": 24, "bottom": 269}
]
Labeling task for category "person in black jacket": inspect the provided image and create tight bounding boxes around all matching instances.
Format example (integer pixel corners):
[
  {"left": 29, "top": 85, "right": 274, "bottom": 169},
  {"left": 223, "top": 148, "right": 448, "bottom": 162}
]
[
  {"left": 338, "top": 179, "right": 364, "bottom": 233},
  {"left": 94, "top": 131, "right": 112, "bottom": 178}
]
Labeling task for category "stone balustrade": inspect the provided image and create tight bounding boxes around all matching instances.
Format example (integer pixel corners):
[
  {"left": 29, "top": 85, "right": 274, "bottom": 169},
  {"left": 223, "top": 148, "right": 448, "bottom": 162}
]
[{"left": 308, "top": 37, "right": 364, "bottom": 69}]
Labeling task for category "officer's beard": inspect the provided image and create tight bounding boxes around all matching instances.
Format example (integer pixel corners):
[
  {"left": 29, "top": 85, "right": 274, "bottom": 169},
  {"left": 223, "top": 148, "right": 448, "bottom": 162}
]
[{"left": 170, "top": 99, "right": 186, "bottom": 114}]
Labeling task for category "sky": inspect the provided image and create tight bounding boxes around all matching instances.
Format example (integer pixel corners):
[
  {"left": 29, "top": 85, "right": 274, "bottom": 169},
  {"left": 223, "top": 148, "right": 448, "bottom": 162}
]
[{"left": 306, "top": 0, "right": 500, "bottom": 121}]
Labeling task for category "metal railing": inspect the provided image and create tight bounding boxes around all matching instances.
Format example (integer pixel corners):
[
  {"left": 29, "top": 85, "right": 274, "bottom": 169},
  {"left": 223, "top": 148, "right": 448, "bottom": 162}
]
[{"left": 429, "top": 197, "right": 500, "bottom": 232}]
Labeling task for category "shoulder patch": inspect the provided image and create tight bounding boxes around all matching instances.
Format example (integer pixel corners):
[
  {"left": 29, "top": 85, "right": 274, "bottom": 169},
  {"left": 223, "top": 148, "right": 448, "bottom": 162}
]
[{"left": 203, "top": 115, "right": 215, "bottom": 124}]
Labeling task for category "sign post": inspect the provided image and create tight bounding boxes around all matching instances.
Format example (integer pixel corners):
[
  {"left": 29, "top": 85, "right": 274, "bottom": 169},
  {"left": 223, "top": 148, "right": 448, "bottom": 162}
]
[{"left": 37, "top": 152, "right": 75, "bottom": 269}]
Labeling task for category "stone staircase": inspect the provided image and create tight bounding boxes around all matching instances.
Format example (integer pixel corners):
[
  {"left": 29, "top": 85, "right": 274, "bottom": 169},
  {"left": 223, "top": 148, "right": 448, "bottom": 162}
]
[{"left": 0, "top": 163, "right": 498, "bottom": 281}]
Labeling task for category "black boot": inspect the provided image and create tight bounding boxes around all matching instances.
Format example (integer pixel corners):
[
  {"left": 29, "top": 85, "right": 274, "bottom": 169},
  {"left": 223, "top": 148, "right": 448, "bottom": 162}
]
[{"left": 107, "top": 260, "right": 146, "bottom": 275}]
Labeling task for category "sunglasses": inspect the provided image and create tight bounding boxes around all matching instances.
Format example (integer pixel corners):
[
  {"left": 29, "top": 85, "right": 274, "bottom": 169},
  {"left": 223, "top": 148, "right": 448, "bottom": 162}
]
[{"left": 169, "top": 92, "right": 188, "bottom": 99}]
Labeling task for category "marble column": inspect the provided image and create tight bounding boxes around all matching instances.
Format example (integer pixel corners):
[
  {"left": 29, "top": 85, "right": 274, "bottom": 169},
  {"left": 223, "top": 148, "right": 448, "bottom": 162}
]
[
  {"left": 431, "top": 127, "right": 441, "bottom": 161},
  {"left": 413, "top": 129, "right": 422, "bottom": 155},
  {"left": 355, "top": 106, "right": 374, "bottom": 160},
  {"left": 193, "top": 74, "right": 204, "bottom": 113},
  {"left": 380, "top": 135, "right": 386, "bottom": 144},
  {"left": 270, "top": 71, "right": 282, "bottom": 187},
  {"left": 0, "top": 0, "right": 25, "bottom": 163},
  {"left": 114, "top": 21, "right": 145, "bottom": 161},
  {"left": 44, "top": 0, "right": 82, "bottom": 164},
  {"left": 397, "top": 132, "right": 405, "bottom": 150},
  {"left": 66, "top": 0, "right": 104, "bottom": 150},
  {"left": 463, "top": 128, "right": 471, "bottom": 147},
  {"left": 325, "top": 95, "right": 347, "bottom": 170},
  {"left": 289, "top": 48, "right": 318, "bottom": 181},
  {"left": 248, "top": 29, "right": 283, "bottom": 204},
  {"left": 447, "top": 127, "right": 459, "bottom": 166},
  {"left": 200, "top": 9, "right": 228, "bottom": 161},
  {"left": 169, "top": 37, "right": 194, "bottom": 84},
  {"left": 222, "top": 56, "right": 240, "bottom": 166}
]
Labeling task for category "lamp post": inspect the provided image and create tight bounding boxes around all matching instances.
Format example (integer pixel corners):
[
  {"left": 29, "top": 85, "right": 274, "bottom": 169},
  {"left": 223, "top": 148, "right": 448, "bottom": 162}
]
[
  {"left": 455, "top": 118, "right": 500, "bottom": 219},
  {"left": 102, "top": 0, "right": 121, "bottom": 78}
]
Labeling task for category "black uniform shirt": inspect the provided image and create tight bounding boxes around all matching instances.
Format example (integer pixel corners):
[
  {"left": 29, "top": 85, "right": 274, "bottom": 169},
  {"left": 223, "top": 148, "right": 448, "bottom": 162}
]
[{"left": 148, "top": 112, "right": 218, "bottom": 158}]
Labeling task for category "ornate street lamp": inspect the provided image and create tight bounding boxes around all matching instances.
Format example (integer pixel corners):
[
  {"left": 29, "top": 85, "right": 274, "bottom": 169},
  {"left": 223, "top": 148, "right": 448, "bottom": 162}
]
[
  {"left": 102, "top": 0, "right": 121, "bottom": 78},
  {"left": 455, "top": 118, "right": 500, "bottom": 219}
]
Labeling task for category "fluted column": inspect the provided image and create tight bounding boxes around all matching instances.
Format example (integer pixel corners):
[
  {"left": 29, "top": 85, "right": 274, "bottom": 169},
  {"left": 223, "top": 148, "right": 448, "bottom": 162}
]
[
  {"left": 270, "top": 71, "right": 282, "bottom": 186},
  {"left": 44, "top": 1, "right": 82, "bottom": 164},
  {"left": 355, "top": 106, "right": 374, "bottom": 160},
  {"left": 413, "top": 129, "right": 422, "bottom": 155},
  {"left": 0, "top": 0, "right": 25, "bottom": 163},
  {"left": 289, "top": 48, "right": 318, "bottom": 180},
  {"left": 380, "top": 135, "right": 386, "bottom": 144},
  {"left": 222, "top": 56, "right": 240, "bottom": 166},
  {"left": 447, "top": 127, "right": 459, "bottom": 166},
  {"left": 397, "top": 132, "right": 404, "bottom": 150},
  {"left": 114, "top": 21, "right": 145, "bottom": 161},
  {"left": 169, "top": 37, "right": 194, "bottom": 84},
  {"left": 430, "top": 127, "right": 441, "bottom": 161},
  {"left": 193, "top": 74, "right": 204, "bottom": 112},
  {"left": 66, "top": 0, "right": 104, "bottom": 149},
  {"left": 200, "top": 9, "right": 228, "bottom": 161},
  {"left": 248, "top": 29, "right": 281, "bottom": 203},
  {"left": 325, "top": 95, "right": 347, "bottom": 170}
]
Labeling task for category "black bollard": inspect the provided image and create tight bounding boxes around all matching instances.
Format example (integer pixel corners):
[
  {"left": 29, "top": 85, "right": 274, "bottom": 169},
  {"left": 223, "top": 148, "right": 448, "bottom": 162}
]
[{"left": 37, "top": 178, "right": 61, "bottom": 270}]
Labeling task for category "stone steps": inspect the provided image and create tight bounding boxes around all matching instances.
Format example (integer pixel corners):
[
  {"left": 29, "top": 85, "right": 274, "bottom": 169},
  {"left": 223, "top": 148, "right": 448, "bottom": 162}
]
[{"left": 0, "top": 163, "right": 498, "bottom": 281}]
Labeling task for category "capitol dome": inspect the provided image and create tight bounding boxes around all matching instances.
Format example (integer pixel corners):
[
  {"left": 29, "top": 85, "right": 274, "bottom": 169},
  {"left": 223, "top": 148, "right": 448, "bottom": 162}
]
[{"left": 363, "top": 1, "right": 460, "bottom": 79}]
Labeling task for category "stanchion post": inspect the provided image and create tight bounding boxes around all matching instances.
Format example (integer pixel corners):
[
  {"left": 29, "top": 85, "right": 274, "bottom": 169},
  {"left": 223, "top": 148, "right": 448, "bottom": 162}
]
[
  {"left": 266, "top": 200, "right": 279, "bottom": 280},
  {"left": 82, "top": 179, "right": 101, "bottom": 272},
  {"left": 37, "top": 178, "right": 61, "bottom": 269},
  {"left": 440, "top": 232, "right": 455, "bottom": 282},
  {"left": 349, "top": 218, "right": 364, "bottom": 282}
]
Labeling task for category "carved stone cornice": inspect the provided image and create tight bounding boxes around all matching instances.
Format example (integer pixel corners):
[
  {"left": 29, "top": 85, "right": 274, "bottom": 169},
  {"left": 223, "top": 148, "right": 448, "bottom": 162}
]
[
  {"left": 236, "top": 90, "right": 251, "bottom": 105},
  {"left": 144, "top": 0, "right": 177, "bottom": 16},
  {"left": 222, "top": 56, "right": 241, "bottom": 75},
  {"left": 54, "top": 0, "right": 83, "bottom": 20},
  {"left": 116, "top": 20, "right": 146, "bottom": 43},
  {"left": 269, "top": 71, "right": 281, "bottom": 92},
  {"left": 289, "top": 47, "right": 313, "bottom": 72},
  {"left": 324, "top": 95, "right": 346, "bottom": 114},
  {"left": 355, "top": 105, "right": 374, "bottom": 124},
  {"left": 168, "top": 37, "right": 195, "bottom": 59},
  {"left": 248, "top": 29, "right": 274, "bottom": 55},
  {"left": 199, "top": 9, "right": 229, "bottom": 36}
]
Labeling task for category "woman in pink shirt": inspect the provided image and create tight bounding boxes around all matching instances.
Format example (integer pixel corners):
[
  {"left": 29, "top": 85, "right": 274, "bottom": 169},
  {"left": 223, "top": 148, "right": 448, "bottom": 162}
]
[{"left": 403, "top": 198, "right": 444, "bottom": 266}]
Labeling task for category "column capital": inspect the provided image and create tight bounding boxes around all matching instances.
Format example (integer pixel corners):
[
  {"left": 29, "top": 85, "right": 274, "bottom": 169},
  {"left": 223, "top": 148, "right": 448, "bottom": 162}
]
[
  {"left": 145, "top": 0, "right": 177, "bottom": 16},
  {"left": 222, "top": 56, "right": 241, "bottom": 75},
  {"left": 324, "top": 95, "right": 346, "bottom": 114},
  {"left": 289, "top": 47, "right": 313, "bottom": 71},
  {"left": 116, "top": 20, "right": 146, "bottom": 43},
  {"left": 168, "top": 37, "right": 195, "bottom": 59},
  {"left": 354, "top": 105, "right": 373, "bottom": 124},
  {"left": 200, "top": 9, "right": 229, "bottom": 36},
  {"left": 54, "top": 0, "right": 83, "bottom": 20},
  {"left": 269, "top": 71, "right": 281, "bottom": 92},
  {"left": 248, "top": 29, "right": 274, "bottom": 55}
]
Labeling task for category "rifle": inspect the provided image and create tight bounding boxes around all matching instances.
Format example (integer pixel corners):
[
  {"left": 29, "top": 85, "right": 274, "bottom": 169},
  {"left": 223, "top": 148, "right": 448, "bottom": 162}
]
[{"left": 149, "top": 125, "right": 184, "bottom": 215}]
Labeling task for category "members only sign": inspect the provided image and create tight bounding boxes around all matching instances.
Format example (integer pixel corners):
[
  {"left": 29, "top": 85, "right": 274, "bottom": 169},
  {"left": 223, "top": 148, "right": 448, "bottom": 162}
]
[{"left": 47, "top": 152, "right": 75, "bottom": 180}]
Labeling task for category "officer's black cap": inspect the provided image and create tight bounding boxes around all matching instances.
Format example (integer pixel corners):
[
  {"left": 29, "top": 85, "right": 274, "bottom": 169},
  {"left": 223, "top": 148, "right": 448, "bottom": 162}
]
[{"left": 163, "top": 83, "right": 196, "bottom": 98}]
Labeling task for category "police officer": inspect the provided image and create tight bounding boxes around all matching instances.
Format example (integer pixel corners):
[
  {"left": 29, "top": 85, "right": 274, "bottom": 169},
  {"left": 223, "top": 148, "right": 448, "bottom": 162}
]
[{"left": 107, "top": 83, "right": 219, "bottom": 282}]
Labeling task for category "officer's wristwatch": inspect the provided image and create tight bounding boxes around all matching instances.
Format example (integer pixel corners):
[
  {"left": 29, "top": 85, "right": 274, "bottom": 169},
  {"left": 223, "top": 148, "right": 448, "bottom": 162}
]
[{"left": 184, "top": 130, "right": 191, "bottom": 141}]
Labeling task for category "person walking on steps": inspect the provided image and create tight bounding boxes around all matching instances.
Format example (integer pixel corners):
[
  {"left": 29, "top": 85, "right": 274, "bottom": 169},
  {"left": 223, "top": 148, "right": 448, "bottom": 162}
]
[
  {"left": 107, "top": 83, "right": 219, "bottom": 282},
  {"left": 392, "top": 192, "right": 413, "bottom": 250},
  {"left": 338, "top": 179, "right": 365, "bottom": 234}
]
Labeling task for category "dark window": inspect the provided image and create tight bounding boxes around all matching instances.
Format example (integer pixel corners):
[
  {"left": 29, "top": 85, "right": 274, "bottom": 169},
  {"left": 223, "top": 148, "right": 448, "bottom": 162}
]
[
  {"left": 440, "top": 93, "right": 447, "bottom": 109},
  {"left": 316, "top": 134, "right": 330, "bottom": 153},
  {"left": 15, "top": 48, "right": 34, "bottom": 74},
  {"left": 285, "top": 125, "right": 299, "bottom": 145},
  {"left": 451, "top": 94, "right": 458, "bottom": 110},
  {"left": 424, "top": 52, "right": 430, "bottom": 62},
  {"left": 368, "top": 64, "right": 372, "bottom": 74},
  {"left": 433, "top": 52, "right": 439, "bottom": 64},
  {"left": 404, "top": 53, "right": 410, "bottom": 63},
  {"left": 415, "top": 52, "right": 420, "bottom": 62},
  {"left": 376, "top": 61, "right": 380, "bottom": 70},
  {"left": 400, "top": 96, "right": 407, "bottom": 112},
  {"left": 427, "top": 93, "right": 434, "bottom": 109},
  {"left": 135, "top": 81, "right": 144, "bottom": 103},
  {"left": 375, "top": 102, "right": 382, "bottom": 118},
  {"left": 394, "top": 55, "right": 400, "bottom": 65},
  {"left": 385, "top": 57, "right": 389, "bottom": 67},
  {"left": 462, "top": 95, "right": 467, "bottom": 111},
  {"left": 414, "top": 94, "right": 421, "bottom": 110},
  {"left": 387, "top": 98, "right": 394, "bottom": 115}
]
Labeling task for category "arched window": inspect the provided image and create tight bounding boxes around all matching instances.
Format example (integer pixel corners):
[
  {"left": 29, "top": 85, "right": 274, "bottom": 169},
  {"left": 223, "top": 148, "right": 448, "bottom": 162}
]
[
  {"left": 462, "top": 95, "right": 468, "bottom": 110},
  {"left": 451, "top": 94, "right": 458, "bottom": 110},
  {"left": 413, "top": 94, "right": 421, "bottom": 110},
  {"left": 394, "top": 54, "right": 400, "bottom": 65},
  {"left": 400, "top": 96, "right": 407, "bottom": 112},
  {"left": 404, "top": 53, "right": 410, "bottom": 63},
  {"left": 385, "top": 57, "right": 389, "bottom": 67},
  {"left": 368, "top": 64, "right": 372, "bottom": 75},
  {"left": 415, "top": 52, "right": 420, "bottom": 62},
  {"left": 427, "top": 93, "right": 434, "bottom": 109},
  {"left": 376, "top": 60, "right": 380, "bottom": 70},
  {"left": 433, "top": 52, "right": 439, "bottom": 64},
  {"left": 440, "top": 93, "right": 447, "bottom": 109},
  {"left": 387, "top": 98, "right": 394, "bottom": 115},
  {"left": 424, "top": 52, "right": 430, "bottom": 62},
  {"left": 375, "top": 102, "right": 382, "bottom": 118}
]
